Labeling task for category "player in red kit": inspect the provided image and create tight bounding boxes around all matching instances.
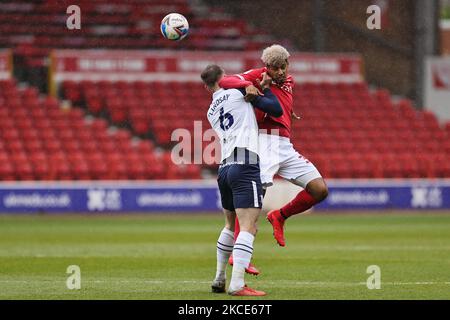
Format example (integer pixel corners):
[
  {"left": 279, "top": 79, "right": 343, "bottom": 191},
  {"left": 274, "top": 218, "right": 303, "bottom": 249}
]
[{"left": 219, "top": 44, "right": 329, "bottom": 275}]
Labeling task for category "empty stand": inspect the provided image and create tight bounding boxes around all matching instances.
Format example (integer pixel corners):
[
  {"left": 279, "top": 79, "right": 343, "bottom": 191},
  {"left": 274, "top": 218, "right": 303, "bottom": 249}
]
[
  {"left": 1, "top": 76, "right": 449, "bottom": 180},
  {"left": 0, "top": 79, "right": 201, "bottom": 180},
  {"left": 0, "top": 0, "right": 448, "bottom": 180},
  {"left": 292, "top": 83, "right": 450, "bottom": 179},
  {"left": 0, "top": 0, "right": 289, "bottom": 72},
  {"left": 61, "top": 79, "right": 450, "bottom": 179}
]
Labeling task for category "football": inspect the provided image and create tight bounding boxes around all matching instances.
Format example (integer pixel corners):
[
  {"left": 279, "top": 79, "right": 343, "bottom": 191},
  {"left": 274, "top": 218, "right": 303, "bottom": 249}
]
[{"left": 160, "top": 13, "right": 189, "bottom": 41}]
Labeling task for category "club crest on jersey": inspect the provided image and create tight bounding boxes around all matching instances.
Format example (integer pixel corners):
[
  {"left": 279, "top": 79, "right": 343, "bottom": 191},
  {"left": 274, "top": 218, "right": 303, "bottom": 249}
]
[{"left": 280, "top": 84, "right": 292, "bottom": 93}]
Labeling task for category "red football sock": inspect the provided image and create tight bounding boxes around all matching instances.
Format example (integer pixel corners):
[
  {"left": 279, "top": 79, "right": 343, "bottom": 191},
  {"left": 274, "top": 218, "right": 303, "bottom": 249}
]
[
  {"left": 234, "top": 216, "right": 240, "bottom": 240},
  {"left": 279, "top": 190, "right": 317, "bottom": 220}
]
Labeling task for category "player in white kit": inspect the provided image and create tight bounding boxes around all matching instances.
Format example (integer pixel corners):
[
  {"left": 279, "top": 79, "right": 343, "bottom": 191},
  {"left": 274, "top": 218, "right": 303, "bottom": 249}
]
[{"left": 201, "top": 64, "right": 282, "bottom": 296}]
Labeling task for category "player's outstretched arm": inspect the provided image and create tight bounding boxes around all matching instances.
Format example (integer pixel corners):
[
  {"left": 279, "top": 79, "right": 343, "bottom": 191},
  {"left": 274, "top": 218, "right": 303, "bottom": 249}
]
[
  {"left": 218, "top": 75, "right": 253, "bottom": 89},
  {"left": 218, "top": 69, "right": 264, "bottom": 89}
]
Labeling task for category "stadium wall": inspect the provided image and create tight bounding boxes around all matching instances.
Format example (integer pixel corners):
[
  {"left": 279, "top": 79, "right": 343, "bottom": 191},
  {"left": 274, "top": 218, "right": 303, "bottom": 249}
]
[{"left": 0, "top": 180, "right": 448, "bottom": 213}]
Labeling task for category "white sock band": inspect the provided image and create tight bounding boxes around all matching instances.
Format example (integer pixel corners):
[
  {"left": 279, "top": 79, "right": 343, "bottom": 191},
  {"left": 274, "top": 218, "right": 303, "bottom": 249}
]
[
  {"left": 215, "top": 227, "right": 235, "bottom": 281},
  {"left": 232, "top": 231, "right": 254, "bottom": 268},
  {"left": 229, "top": 231, "right": 255, "bottom": 291}
]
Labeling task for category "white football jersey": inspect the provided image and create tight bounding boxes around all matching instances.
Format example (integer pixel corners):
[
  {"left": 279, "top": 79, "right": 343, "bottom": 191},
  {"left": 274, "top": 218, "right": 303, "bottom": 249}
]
[{"left": 207, "top": 88, "right": 259, "bottom": 162}]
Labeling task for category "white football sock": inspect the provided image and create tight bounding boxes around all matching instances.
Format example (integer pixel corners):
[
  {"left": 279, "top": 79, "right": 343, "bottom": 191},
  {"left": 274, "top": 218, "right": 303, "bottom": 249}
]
[
  {"left": 229, "top": 231, "right": 255, "bottom": 291},
  {"left": 215, "top": 227, "right": 235, "bottom": 281}
]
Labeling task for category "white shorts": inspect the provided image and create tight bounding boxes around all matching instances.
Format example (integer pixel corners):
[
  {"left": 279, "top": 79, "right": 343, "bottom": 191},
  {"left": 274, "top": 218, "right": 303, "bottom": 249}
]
[{"left": 258, "top": 133, "right": 322, "bottom": 188}]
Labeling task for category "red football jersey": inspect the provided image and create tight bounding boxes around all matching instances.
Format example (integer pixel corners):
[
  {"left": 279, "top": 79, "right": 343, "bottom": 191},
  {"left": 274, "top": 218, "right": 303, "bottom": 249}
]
[{"left": 219, "top": 67, "right": 294, "bottom": 138}]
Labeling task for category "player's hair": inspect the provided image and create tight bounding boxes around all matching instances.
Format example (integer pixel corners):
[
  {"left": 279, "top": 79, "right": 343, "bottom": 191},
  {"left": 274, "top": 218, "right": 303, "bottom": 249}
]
[
  {"left": 261, "top": 44, "right": 290, "bottom": 67},
  {"left": 201, "top": 64, "right": 224, "bottom": 89}
]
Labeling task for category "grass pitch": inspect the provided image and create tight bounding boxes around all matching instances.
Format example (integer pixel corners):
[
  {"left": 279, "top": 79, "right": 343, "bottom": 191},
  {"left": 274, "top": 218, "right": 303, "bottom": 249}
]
[{"left": 0, "top": 212, "right": 449, "bottom": 300}]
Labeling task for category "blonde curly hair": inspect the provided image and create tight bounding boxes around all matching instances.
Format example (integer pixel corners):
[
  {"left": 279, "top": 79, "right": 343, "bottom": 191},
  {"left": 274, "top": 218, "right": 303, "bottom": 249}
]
[{"left": 261, "top": 44, "right": 290, "bottom": 67}]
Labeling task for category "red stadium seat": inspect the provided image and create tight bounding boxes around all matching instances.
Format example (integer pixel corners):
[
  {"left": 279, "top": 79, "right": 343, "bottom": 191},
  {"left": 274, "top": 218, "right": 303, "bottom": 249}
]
[{"left": 0, "top": 162, "right": 15, "bottom": 181}]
